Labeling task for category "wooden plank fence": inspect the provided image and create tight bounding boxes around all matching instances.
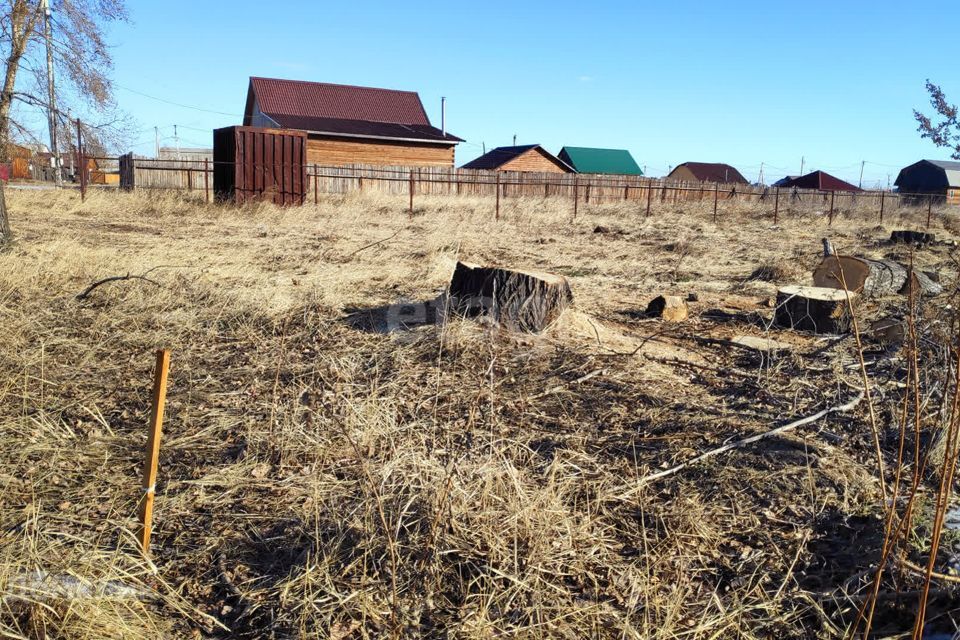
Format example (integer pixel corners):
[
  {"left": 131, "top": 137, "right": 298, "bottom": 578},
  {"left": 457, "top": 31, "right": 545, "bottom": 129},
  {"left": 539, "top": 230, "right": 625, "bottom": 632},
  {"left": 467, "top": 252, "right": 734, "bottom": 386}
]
[{"left": 97, "top": 156, "right": 959, "bottom": 224}]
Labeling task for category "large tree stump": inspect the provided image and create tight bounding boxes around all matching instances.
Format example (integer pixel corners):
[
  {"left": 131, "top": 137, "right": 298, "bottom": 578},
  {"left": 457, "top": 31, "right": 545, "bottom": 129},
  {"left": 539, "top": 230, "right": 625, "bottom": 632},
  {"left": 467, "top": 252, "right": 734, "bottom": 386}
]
[
  {"left": 890, "top": 230, "right": 934, "bottom": 245},
  {"left": 812, "top": 255, "right": 941, "bottom": 298},
  {"left": 448, "top": 262, "right": 573, "bottom": 332},
  {"left": 774, "top": 285, "right": 855, "bottom": 334}
]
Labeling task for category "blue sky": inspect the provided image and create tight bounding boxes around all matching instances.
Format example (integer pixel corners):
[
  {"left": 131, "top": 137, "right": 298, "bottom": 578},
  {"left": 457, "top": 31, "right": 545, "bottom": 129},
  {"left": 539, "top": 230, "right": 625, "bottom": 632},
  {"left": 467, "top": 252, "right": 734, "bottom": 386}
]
[{"left": 100, "top": 0, "right": 958, "bottom": 186}]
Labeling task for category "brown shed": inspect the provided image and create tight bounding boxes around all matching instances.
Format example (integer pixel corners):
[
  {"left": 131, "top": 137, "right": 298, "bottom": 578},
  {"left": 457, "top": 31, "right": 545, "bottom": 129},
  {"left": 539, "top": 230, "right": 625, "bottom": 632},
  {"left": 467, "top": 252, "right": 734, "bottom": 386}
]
[
  {"left": 213, "top": 126, "right": 307, "bottom": 205},
  {"left": 460, "top": 145, "right": 574, "bottom": 173},
  {"left": 243, "top": 77, "right": 462, "bottom": 168},
  {"left": 667, "top": 162, "right": 748, "bottom": 185}
]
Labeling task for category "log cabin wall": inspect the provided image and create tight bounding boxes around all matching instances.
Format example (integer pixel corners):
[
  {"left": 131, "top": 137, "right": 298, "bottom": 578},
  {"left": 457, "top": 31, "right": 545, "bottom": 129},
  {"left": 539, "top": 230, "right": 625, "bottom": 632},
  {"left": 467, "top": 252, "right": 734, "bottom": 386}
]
[
  {"left": 306, "top": 135, "right": 455, "bottom": 167},
  {"left": 498, "top": 148, "right": 571, "bottom": 173}
]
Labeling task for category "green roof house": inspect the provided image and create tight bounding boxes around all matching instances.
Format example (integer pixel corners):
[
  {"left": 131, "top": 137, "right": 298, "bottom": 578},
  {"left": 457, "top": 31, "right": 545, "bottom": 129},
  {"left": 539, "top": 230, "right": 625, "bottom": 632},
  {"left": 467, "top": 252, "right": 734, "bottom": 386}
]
[{"left": 557, "top": 147, "right": 643, "bottom": 175}]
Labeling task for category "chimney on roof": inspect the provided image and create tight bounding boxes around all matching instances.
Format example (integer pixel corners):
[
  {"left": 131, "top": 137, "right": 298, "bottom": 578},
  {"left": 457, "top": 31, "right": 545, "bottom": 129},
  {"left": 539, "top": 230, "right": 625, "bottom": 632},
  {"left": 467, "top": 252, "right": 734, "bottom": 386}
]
[{"left": 441, "top": 97, "right": 446, "bottom": 137}]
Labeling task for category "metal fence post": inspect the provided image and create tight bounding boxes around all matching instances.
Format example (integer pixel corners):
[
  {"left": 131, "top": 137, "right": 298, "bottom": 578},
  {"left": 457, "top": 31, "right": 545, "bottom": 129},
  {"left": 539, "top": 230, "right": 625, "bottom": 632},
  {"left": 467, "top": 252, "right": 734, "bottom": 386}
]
[
  {"left": 573, "top": 176, "right": 579, "bottom": 220},
  {"left": 204, "top": 159, "right": 209, "bottom": 203},
  {"left": 927, "top": 196, "right": 933, "bottom": 228},
  {"left": 829, "top": 191, "right": 835, "bottom": 225},
  {"left": 879, "top": 191, "right": 884, "bottom": 223},
  {"left": 76, "top": 118, "right": 86, "bottom": 202},
  {"left": 314, "top": 164, "right": 319, "bottom": 204},
  {"left": 646, "top": 180, "right": 652, "bottom": 217},
  {"left": 409, "top": 170, "right": 414, "bottom": 217},
  {"left": 495, "top": 172, "right": 500, "bottom": 221},
  {"left": 774, "top": 187, "right": 780, "bottom": 224},
  {"left": 713, "top": 184, "right": 719, "bottom": 223}
]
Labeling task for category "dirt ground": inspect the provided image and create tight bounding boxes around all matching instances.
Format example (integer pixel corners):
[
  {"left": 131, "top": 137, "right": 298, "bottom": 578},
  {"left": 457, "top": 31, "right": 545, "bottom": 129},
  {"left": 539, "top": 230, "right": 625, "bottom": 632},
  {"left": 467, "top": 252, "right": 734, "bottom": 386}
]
[{"left": 1, "top": 188, "right": 959, "bottom": 638}]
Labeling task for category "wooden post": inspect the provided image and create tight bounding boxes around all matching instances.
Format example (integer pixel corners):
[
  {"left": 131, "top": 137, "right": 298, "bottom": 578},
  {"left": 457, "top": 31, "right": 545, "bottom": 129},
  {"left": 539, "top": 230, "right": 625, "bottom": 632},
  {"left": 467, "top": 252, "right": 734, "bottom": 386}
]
[
  {"left": 586, "top": 183, "right": 591, "bottom": 204},
  {"left": 624, "top": 184, "right": 629, "bottom": 201},
  {"left": 713, "top": 183, "right": 719, "bottom": 223},
  {"left": 927, "top": 196, "right": 933, "bottom": 229},
  {"left": 204, "top": 159, "right": 209, "bottom": 203},
  {"left": 187, "top": 167, "right": 193, "bottom": 192},
  {"left": 358, "top": 176, "right": 364, "bottom": 191},
  {"left": 646, "top": 180, "right": 652, "bottom": 217},
  {"left": 573, "top": 176, "right": 579, "bottom": 220},
  {"left": 774, "top": 187, "right": 780, "bottom": 224},
  {"left": 76, "top": 118, "right": 86, "bottom": 202},
  {"left": 138, "top": 349, "right": 170, "bottom": 555},
  {"left": 495, "top": 172, "right": 500, "bottom": 221},
  {"left": 879, "top": 191, "right": 885, "bottom": 223},
  {"left": 409, "top": 170, "right": 414, "bottom": 216},
  {"left": 545, "top": 182, "right": 549, "bottom": 199},
  {"left": 829, "top": 191, "right": 835, "bottom": 225},
  {"left": 314, "top": 164, "right": 318, "bottom": 204}
]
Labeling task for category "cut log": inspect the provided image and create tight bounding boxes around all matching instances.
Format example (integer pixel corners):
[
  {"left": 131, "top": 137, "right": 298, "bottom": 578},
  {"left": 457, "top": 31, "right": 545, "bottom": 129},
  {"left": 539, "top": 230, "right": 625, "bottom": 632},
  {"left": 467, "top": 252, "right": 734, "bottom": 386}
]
[
  {"left": 774, "top": 285, "right": 855, "bottom": 334},
  {"left": 867, "top": 318, "right": 905, "bottom": 346},
  {"left": 646, "top": 295, "right": 688, "bottom": 322},
  {"left": 448, "top": 262, "right": 572, "bottom": 332},
  {"left": 812, "top": 255, "right": 942, "bottom": 298},
  {"left": 732, "top": 335, "right": 793, "bottom": 353},
  {"left": 890, "top": 230, "right": 935, "bottom": 245}
]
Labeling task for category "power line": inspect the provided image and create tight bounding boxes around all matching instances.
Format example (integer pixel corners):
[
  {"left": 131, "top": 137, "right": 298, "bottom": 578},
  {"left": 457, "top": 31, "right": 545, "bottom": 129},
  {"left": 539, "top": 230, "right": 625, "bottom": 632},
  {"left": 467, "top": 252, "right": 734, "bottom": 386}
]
[{"left": 115, "top": 84, "right": 240, "bottom": 117}]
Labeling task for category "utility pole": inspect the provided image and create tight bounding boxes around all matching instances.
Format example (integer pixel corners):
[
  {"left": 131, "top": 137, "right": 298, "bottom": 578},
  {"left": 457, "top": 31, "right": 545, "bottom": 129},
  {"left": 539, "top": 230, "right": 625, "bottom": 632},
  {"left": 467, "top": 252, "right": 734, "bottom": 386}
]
[
  {"left": 758, "top": 162, "right": 764, "bottom": 186},
  {"left": 800, "top": 156, "right": 805, "bottom": 176},
  {"left": 858, "top": 160, "right": 865, "bottom": 189},
  {"left": 40, "top": 0, "right": 60, "bottom": 185},
  {"left": 174, "top": 125, "right": 180, "bottom": 158},
  {"left": 512, "top": 134, "right": 516, "bottom": 146},
  {"left": 155, "top": 126, "right": 160, "bottom": 159}
]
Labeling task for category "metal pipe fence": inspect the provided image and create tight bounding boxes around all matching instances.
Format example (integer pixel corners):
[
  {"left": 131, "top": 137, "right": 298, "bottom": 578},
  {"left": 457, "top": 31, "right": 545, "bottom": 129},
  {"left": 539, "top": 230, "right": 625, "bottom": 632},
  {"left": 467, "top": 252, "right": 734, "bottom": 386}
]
[{"left": 75, "top": 155, "right": 960, "bottom": 227}]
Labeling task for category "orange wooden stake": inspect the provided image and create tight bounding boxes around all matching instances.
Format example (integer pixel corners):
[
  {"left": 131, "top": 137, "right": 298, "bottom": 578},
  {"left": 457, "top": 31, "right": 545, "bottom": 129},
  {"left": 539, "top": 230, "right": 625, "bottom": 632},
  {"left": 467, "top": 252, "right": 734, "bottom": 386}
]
[{"left": 138, "top": 349, "right": 170, "bottom": 555}]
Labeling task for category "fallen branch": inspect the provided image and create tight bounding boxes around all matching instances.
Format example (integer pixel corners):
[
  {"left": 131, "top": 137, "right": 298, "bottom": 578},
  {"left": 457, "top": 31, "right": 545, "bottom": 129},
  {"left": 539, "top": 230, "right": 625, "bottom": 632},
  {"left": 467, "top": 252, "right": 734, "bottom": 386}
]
[
  {"left": 76, "top": 265, "right": 173, "bottom": 300},
  {"left": 76, "top": 273, "right": 161, "bottom": 300},
  {"left": 524, "top": 368, "right": 605, "bottom": 402},
  {"left": 343, "top": 229, "right": 402, "bottom": 260},
  {"left": 615, "top": 391, "right": 864, "bottom": 499}
]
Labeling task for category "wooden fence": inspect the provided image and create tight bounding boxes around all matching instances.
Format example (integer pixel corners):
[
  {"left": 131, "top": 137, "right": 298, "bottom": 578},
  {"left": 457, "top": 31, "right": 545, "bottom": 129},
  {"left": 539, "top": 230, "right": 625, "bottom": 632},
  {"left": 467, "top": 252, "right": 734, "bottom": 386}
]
[{"left": 99, "top": 156, "right": 959, "bottom": 225}]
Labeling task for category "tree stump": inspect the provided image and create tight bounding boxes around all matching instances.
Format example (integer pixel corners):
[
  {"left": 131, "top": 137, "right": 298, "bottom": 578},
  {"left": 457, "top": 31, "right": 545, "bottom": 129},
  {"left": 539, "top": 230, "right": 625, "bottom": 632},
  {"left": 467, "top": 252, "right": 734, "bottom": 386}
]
[
  {"left": 646, "top": 295, "right": 688, "bottom": 322},
  {"left": 890, "top": 230, "right": 934, "bottom": 245},
  {"left": 774, "top": 285, "right": 855, "bottom": 334},
  {"left": 812, "top": 255, "right": 941, "bottom": 298},
  {"left": 448, "top": 262, "right": 573, "bottom": 332}
]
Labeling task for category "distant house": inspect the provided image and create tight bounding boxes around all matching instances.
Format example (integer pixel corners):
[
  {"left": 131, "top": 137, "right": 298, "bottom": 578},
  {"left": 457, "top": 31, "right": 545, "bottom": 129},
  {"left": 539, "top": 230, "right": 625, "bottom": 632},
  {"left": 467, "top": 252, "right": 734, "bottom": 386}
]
[
  {"left": 460, "top": 145, "right": 574, "bottom": 173},
  {"left": 159, "top": 147, "right": 212, "bottom": 162},
  {"left": 778, "top": 170, "right": 862, "bottom": 192},
  {"left": 667, "top": 162, "right": 748, "bottom": 185},
  {"left": 557, "top": 147, "right": 642, "bottom": 175},
  {"left": 243, "top": 76, "right": 462, "bottom": 167},
  {"left": 772, "top": 176, "right": 797, "bottom": 187},
  {"left": 895, "top": 160, "right": 960, "bottom": 204}
]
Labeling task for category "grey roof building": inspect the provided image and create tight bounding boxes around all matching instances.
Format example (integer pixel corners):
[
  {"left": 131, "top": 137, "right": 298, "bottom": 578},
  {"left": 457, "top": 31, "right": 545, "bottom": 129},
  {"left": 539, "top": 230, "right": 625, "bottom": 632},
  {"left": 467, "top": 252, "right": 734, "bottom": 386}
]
[{"left": 894, "top": 160, "right": 960, "bottom": 204}]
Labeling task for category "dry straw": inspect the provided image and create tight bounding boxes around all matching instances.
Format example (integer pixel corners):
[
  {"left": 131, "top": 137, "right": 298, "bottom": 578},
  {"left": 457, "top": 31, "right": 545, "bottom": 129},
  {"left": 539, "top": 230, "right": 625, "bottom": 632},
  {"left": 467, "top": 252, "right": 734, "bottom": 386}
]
[{"left": 0, "top": 187, "right": 958, "bottom": 638}]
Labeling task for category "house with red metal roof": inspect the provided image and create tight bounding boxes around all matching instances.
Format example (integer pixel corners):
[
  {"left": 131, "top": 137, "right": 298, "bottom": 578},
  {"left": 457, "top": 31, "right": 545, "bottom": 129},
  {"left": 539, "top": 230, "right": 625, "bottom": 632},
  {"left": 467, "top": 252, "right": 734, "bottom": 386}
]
[
  {"left": 778, "top": 170, "right": 861, "bottom": 192},
  {"left": 243, "top": 77, "right": 462, "bottom": 168},
  {"left": 666, "top": 162, "right": 748, "bottom": 185}
]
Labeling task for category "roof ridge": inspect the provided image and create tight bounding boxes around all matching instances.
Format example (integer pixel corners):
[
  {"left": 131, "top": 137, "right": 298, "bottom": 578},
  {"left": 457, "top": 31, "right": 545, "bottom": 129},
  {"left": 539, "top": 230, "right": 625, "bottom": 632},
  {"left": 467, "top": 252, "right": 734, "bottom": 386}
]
[{"left": 250, "top": 76, "right": 421, "bottom": 96}]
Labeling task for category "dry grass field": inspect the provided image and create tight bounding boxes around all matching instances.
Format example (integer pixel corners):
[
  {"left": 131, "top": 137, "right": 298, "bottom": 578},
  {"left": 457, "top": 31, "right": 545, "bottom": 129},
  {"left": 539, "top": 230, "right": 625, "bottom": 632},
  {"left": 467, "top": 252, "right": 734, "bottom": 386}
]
[{"left": 2, "top": 188, "right": 960, "bottom": 638}]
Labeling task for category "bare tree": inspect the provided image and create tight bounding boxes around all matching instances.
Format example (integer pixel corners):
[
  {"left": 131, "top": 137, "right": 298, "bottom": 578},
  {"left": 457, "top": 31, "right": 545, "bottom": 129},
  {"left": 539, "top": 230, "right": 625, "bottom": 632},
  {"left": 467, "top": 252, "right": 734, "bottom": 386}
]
[
  {"left": 0, "top": 0, "right": 129, "bottom": 161},
  {"left": 915, "top": 79, "right": 960, "bottom": 160}
]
